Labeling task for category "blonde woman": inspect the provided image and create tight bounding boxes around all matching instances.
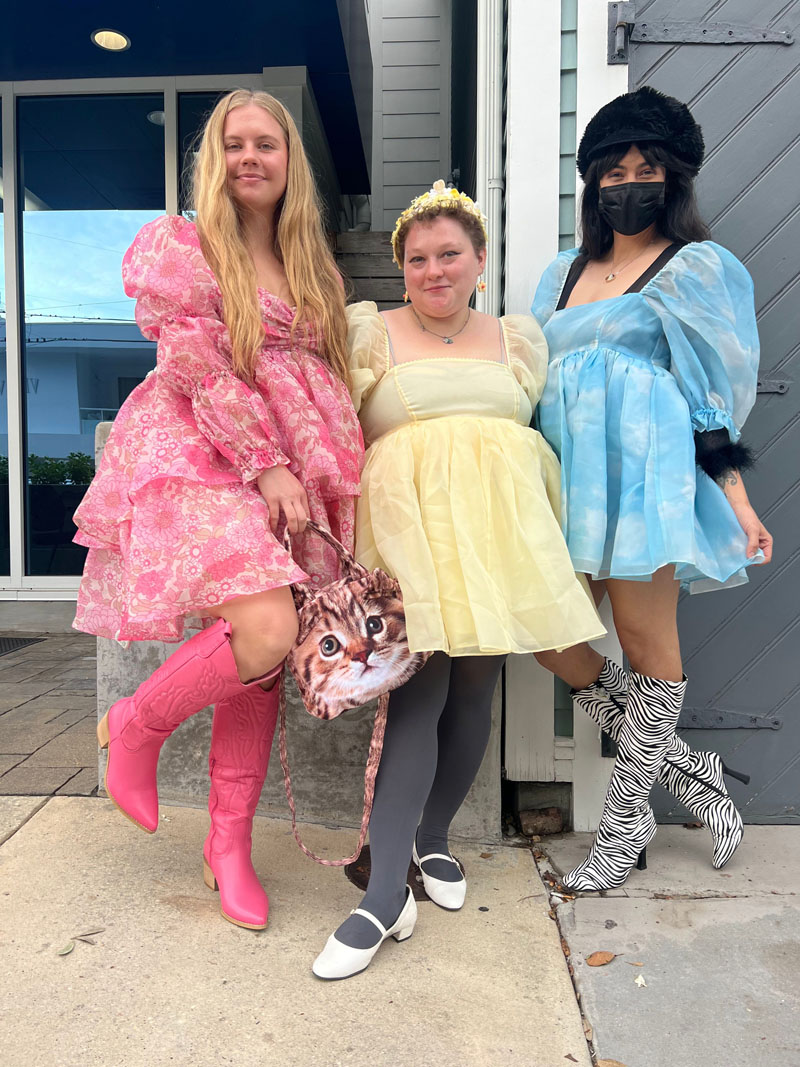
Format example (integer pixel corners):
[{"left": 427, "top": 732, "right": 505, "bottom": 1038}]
[{"left": 72, "top": 90, "right": 363, "bottom": 930}]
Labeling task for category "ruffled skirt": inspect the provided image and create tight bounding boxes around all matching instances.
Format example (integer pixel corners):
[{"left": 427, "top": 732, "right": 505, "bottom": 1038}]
[
  {"left": 536, "top": 347, "right": 762, "bottom": 591},
  {"left": 355, "top": 416, "right": 605, "bottom": 656},
  {"left": 72, "top": 375, "right": 355, "bottom": 643}
]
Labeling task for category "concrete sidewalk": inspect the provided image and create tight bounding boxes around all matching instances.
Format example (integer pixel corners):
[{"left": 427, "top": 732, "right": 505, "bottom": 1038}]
[
  {"left": 2, "top": 627, "right": 798, "bottom": 1067},
  {"left": 0, "top": 796, "right": 589, "bottom": 1067},
  {"left": 541, "top": 827, "right": 800, "bottom": 1067}
]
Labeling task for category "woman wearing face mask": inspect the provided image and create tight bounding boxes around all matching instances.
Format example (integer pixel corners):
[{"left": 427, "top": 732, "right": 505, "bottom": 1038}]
[{"left": 530, "top": 88, "right": 773, "bottom": 892}]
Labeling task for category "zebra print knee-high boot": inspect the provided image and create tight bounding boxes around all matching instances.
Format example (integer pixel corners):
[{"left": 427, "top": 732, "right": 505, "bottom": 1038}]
[
  {"left": 572, "top": 660, "right": 749, "bottom": 869},
  {"left": 564, "top": 671, "right": 686, "bottom": 892}
]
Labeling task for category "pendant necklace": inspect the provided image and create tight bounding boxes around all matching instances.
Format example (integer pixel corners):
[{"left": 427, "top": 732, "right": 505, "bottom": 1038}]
[
  {"left": 411, "top": 306, "right": 471, "bottom": 344},
  {"left": 604, "top": 239, "right": 657, "bottom": 283}
]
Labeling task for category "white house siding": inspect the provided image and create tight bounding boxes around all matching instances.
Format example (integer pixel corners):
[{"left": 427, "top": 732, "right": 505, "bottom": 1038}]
[{"left": 369, "top": 0, "right": 451, "bottom": 230}]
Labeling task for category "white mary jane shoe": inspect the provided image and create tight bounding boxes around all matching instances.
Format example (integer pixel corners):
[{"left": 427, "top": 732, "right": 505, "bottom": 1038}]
[
  {"left": 412, "top": 841, "right": 466, "bottom": 910},
  {"left": 312, "top": 886, "right": 417, "bottom": 981}
]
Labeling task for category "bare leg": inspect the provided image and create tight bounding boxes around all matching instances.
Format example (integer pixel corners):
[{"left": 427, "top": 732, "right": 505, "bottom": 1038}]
[
  {"left": 207, "top": 586, "right": 298, "bottom": 684},
  {"left": 605, "top": 565, "right": 682, "bottom": 680},
  {"left": 534, "top": 575, "right": 607, "bottom": 688}
]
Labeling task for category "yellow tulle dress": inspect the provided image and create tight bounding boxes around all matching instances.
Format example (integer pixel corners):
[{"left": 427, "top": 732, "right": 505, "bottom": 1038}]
[{"left": 347, "top": 301, "right": 605, "bottom": 656}]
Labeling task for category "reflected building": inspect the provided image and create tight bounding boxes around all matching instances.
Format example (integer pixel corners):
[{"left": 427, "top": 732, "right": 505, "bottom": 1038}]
[{"left": 0, "top": 6, "right": 378, "bottom": 590}]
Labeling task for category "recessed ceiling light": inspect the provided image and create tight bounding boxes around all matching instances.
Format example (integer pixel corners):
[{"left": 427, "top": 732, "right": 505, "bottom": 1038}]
[{"left": 91, "top": 29, "right": 131, "bottom": 52}]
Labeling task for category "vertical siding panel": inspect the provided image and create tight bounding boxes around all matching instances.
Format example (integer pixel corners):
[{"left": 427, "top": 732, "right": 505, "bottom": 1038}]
[{"left": 373, "top": 4, "right": 451, "bottom": 230}]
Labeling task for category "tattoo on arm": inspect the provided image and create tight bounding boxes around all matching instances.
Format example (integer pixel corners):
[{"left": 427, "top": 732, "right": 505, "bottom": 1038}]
[{"left": 723, "top": 470, "right": 739, "bottom": 487}]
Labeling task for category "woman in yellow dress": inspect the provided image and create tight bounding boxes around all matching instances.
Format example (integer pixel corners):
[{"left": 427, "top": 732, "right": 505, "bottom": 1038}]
[{"left": 313, "top": 182, "right": 604, "bottom": 980}]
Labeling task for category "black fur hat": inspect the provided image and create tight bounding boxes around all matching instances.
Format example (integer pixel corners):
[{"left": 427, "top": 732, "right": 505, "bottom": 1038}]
[{"left": 577, "top": 86, "right": 705, "bottom": 178}]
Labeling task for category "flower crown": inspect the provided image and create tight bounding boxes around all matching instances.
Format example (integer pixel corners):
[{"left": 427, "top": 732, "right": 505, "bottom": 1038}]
[{"left": 390, "top": 179, "right": 489, "bottom": 268}]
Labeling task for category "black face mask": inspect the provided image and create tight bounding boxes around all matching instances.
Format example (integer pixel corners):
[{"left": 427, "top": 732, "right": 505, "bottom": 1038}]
[{"left": 598, "top": 181, "right": 665, "bottom": 236}]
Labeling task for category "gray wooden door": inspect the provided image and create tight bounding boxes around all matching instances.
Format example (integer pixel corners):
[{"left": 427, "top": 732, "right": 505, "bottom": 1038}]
[{"left": 625, "top": 0, "right": 800, "bottom": 822}]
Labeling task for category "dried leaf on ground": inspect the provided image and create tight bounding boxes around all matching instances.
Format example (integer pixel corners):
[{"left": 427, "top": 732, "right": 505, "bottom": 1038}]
[
  {"left": 74, "top": 937, "right": 96, "bottom": 945},
  {"left": 683, "top": 821, "right": 703, "bottom": 829},
  {"left": 625, "top": 961, "right": 643, "bottom": 967},
  {"left": 76, "top": 928, "right": 105, "bottom": 937},
  {"left": 586, "top": 950, "right": 616, "bottom": 967},
  {"left": 57, "top": 941, "right": 75, "bottom": 956},
  {"left": 565, "top": 1056, "right": 578, "bottom": 1063},
  {"left": 561, "top": 937, "right": 571, "bottom": 958},
  {"left": 479, "top": 852, "right": 493, "bottom": 859},
  {"left": 634, "top": 973, "right": 648, "bottom": 987},
  {"left": 582, "top": 1019, "right": 594, "bottom": 1041},
  {"left": 597, "top": 1060, "right": 629, "bottom": 1067}
]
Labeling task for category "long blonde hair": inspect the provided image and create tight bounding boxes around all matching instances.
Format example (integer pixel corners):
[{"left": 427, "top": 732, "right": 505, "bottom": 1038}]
[{"left": 191, "top": 89, "right": 348, "bottom": 385}]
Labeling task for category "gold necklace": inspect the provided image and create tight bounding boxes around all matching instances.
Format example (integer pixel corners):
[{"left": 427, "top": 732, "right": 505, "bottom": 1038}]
[
  {"left": 604, "top": 239, "right": 658, "bottom": 283},
  {"left": 411, "top": 306, "right": 471, "bottom": 344}
]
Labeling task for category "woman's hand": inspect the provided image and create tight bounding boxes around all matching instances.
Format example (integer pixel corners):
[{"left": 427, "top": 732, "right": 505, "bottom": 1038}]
[
  {"left": 730, "top": 499, "right": 773, "bottom": 563},
  {"left": 722, "top": 471, "right": 773, "bottom": 563},
  {"left": 256, "top": 466, "right": 309, "bottom": 536}
]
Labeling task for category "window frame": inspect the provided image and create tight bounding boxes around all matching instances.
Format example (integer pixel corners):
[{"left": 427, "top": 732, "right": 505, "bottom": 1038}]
[{"left": 0, "top": 73, "right": 263, "bottom": 597}]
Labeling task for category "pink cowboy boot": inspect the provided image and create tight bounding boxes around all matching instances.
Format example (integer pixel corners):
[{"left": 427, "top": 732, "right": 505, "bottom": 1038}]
[
  {"left": 203, "top": 669, "right": 282, "bottom": 930},
  {"left": 97, "top": 619, "right": 270, "bottom": 833}
]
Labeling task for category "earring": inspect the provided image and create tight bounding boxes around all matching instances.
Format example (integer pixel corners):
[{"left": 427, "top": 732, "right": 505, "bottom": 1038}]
[
  {"left": 403, "top": 290, "right": 409, "bottom": 302},
  {"left": 476, "top": 278, "right": 487, "bottom": 293}
]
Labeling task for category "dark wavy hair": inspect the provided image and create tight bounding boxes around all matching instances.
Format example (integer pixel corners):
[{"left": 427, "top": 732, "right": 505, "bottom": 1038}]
[{"left": 579, "top": 142, "right": 711, "bottom": 260}]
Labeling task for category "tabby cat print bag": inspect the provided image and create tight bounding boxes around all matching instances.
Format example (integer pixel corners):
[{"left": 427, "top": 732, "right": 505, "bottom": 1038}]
[{"left": 279, "top": 520, "right": 428, "bottom": 865}]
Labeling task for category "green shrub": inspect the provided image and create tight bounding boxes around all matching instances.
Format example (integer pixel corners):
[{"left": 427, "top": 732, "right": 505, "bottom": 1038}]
[
  {"left": 27, "top": 452, "right": 95, "bottom": 485},
  {"left": 64, "top": 452, "right": 96, "bottom": 484}
]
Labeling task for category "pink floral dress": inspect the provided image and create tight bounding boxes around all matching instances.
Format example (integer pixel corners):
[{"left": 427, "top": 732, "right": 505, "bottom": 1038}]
[{"left": 73, "top": 215, "right": 363, "bottom": 643}]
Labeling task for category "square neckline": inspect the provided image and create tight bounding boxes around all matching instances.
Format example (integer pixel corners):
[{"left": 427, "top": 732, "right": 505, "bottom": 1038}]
[{"left": 378, "top": 310, "right": 509, "bottom": 369}]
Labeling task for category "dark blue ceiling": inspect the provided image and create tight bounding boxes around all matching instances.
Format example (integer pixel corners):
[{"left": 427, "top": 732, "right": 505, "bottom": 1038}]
[{"left": 2, "top": 1, "right": 370, "bottom": 190}]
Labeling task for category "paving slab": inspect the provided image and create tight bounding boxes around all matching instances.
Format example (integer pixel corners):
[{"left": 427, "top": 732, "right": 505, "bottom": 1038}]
[
  {"left": 55, "top": 767, "right": 98, "bottom": 795},
  {"left": 0, "top": 665, "right": 53, "bottom": 683},
  {"left": 0, "top": 798, "right": 591, "bottom": 1067},
  {"left": 0, "top": 765, "right": 82, "bottom": 795},
  {"left": 542, "top": 825, "right": 798, "bottom": 897},
  {"left": 0, "top": 723, "right": 68, "bottom": 755},
  {"left": 541, "top": 828, "right": 800, "bottom": 1067},
  {"left": 0, "top": 681, "right": 66, "bottom": 713},
  {"left": 559, "top": 894, "right": 800, "bottom": 1067},
  {"left": 0, "top": 795, "right": 48, "bottom": 845},
  {"left": 23, "top": 717, "right": 96, "bottom": 767},
  {"left": 13, "top": 693, "right": 96, "bottom": 715}
]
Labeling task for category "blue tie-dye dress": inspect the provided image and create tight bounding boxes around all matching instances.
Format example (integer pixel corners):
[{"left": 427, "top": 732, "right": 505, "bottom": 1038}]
[{"left": 532, "top": 241, "right": 761, "bottom": 592}]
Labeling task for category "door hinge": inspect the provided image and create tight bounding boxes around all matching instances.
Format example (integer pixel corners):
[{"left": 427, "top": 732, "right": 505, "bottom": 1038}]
[
  {"left": 678, "top": 707, "right": 783, "bottom": 730},
  {"left": 601, "top": 708, "right": 782, "bottom": 754},
  {"left": 757, "top": 379, "right": 790, "bottom": 394},
  {"left": 608, "top": 3, "right": 794, "bottom": 64}
]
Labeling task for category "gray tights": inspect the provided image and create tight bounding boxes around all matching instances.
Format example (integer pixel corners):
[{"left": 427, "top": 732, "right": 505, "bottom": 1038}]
[{"left": 335, "top": 651, "right": 506, "bottom": 949}]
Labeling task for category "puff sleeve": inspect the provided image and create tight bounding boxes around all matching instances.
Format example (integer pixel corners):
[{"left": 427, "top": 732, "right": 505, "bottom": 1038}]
[
  {"left": 531, "top": 250, "right": 580, "bottom": 328},
  {"left": 644, "top": 241, "right": 760, "bottom": 442},
  {"left": 345, "top": 301, "right": 391, "bottom": 413},
  {"left": 502, "top": 314, "right": 549, "bottom": 407},
  {"left": 122, "top": 214, "right": 289, "bottom": 483}
]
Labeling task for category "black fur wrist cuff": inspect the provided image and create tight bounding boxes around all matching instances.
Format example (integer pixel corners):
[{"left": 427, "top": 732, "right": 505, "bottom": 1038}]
[{"left": 694, "top": 429, "right": 755, "bottom": 480}]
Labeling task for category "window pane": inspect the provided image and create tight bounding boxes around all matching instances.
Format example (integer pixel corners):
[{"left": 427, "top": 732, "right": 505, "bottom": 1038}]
[
  {"left": 17, "top": 94, "right": 165, "bottom": 576},
  {"left": 179, "top": 92, "right": 222, "bottom": 212},
  {"left": 0, "top": 100, "right": 8, "bottom": 574}
]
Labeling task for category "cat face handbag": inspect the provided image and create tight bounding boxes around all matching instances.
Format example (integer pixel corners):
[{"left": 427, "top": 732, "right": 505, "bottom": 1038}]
[{"left": 278, "top": 520, "right": 429, "bottom": 866}]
